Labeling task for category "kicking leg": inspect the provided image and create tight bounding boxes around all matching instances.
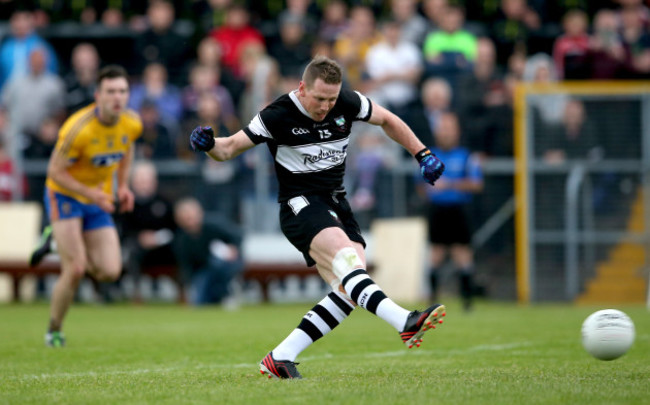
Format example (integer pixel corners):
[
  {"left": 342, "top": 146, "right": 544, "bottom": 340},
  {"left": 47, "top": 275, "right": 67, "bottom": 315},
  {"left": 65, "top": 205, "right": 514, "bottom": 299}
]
[{"left": 310, "top": 227, "right": 445, "bottom": 347}]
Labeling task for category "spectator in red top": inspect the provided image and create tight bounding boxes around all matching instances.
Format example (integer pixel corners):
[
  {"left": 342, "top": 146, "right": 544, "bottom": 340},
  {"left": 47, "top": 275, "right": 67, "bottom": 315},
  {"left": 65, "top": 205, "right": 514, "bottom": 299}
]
[
  {"left": 553, "top": 9, "right": 591, "bottom": 79},
  {"left": 209, "top": 5, "right": 264, "bottom": 79}
]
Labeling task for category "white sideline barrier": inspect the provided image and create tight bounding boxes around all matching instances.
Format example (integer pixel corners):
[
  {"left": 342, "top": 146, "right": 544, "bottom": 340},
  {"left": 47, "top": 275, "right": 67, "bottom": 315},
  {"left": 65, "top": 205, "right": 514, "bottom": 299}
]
[
  {"left": 370, "top": 218, "right": 427, "bottom": 304},
  {"left": 0, "top": 202, "right": 42, "bottom": 302}
]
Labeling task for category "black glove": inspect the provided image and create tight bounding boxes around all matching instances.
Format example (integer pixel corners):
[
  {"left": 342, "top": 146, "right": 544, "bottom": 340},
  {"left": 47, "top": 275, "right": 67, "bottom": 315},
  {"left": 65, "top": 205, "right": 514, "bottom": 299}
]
[
  {"left": 416, "top": 148, "right": 445, "bottom": 185},
  {"left": 190, "top": 126, "right": 215, "bottom": 152}
]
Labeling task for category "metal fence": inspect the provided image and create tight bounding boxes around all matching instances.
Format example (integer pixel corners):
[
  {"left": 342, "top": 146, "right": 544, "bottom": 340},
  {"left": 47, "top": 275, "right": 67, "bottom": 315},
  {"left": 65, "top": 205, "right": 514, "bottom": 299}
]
[
  {"left": 514, "top": 82, "right": 650, "bottom": 303},
  {"left": 13, "top": 82, "right": 650, "bottom": 304}
]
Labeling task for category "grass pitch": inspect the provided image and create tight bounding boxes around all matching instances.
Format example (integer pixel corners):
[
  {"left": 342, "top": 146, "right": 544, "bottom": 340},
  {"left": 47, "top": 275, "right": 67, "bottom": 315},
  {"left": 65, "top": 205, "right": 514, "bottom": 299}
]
[{"left": 1, "top": 299, "right": 648, "bottom": 405}]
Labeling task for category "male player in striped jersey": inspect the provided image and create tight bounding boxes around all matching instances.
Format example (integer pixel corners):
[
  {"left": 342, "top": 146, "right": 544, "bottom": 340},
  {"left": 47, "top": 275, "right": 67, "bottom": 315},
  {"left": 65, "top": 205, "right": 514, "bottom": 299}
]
[
  {"left": 190, "top": 56, "right": 446, "bottom": 378},
  {"left": 31, "top": 65, "right": 142, "bottom": 347}
]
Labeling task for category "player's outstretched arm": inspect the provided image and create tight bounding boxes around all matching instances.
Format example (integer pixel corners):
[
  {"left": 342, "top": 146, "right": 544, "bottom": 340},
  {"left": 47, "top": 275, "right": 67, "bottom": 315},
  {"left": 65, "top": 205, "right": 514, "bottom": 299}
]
[
  {"left": 189, "top": 126, "right": 255, "bottom": 161},
  {"left": 367, "top": 101, "right": 424, "bottom": 156},
  {"left": 367, "top": 101, "right": 445, "bottom": 185}
]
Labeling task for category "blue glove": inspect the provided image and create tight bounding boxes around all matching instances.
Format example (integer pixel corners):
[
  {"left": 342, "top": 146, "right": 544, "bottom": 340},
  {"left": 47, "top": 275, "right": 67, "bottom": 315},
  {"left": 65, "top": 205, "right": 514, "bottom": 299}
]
[
  {"left": 416, "top": 148, "right": 445, "bottom": 185},
  {"left": 190, "top": 126, "right": 215, "bottom": 152}
]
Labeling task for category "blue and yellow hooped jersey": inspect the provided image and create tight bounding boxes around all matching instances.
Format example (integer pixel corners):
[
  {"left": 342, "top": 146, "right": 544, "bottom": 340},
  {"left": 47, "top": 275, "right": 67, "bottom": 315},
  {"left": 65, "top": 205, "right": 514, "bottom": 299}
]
[{"left": 46, "top": 103, "right": 142, "bottom": 203}]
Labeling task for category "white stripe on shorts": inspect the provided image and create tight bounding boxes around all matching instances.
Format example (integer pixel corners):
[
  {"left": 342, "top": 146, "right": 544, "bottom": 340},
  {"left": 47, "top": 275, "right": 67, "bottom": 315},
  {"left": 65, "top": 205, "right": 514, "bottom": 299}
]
[{"left": 288, "top": 196, "right": 309, "bottom": 215}]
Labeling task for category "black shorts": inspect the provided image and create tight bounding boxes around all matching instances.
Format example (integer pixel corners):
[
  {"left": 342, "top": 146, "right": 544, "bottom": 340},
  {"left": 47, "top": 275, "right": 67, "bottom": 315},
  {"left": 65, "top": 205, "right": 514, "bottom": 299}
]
[
  {"left": 427, "top": 203, "right": 471, "bottom": 245},
  {"left": 280, "top": 192, "right": 366, "bottom": 266}
]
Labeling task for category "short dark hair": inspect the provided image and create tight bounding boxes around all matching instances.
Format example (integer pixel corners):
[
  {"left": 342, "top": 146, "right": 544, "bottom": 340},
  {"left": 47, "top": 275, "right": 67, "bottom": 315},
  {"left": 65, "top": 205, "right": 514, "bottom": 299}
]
[
  {"left": 302, "top": 56, "right": 342, "bottom": 87},
  {"left": 97, "top": 65, "right": 129, "bottom": 87}
]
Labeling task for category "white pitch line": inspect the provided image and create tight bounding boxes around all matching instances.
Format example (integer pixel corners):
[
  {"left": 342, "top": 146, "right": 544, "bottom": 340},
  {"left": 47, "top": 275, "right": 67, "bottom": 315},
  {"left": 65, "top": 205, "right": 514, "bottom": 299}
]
[
  {"left": 302, "top": 341, "right": 533, "bottom": 361},
  {"left": 10, "top": 363, "right": 252, "bottom": 382},
  {"left": 7, "top": 341, "right": 533, "bottom": 382}
]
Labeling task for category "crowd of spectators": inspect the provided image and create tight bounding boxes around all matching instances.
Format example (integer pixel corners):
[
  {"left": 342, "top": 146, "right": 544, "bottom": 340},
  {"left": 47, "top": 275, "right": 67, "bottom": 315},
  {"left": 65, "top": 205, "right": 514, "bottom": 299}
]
[
  {"left": 0, "top": 0, "right": 646, "bottom": 304},
  {"left": 0, "top": 0, "right": 648, "bottom": 216}
]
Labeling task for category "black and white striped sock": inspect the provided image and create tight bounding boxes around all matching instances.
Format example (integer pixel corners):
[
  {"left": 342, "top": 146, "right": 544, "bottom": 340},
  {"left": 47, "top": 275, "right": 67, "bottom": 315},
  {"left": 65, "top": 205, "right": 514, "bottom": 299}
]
[
  {"left": 272, "top": 291, "right": 355, "bottom": 361},
  {"left": 341, "top": 269, "right": 410, "bottom": 331}
]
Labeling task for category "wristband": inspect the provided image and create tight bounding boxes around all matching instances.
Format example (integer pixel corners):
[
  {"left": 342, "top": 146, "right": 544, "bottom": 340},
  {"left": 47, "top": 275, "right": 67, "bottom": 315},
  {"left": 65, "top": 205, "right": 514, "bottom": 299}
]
[{"left": 415, "top": 148, "right": 432, "bottom": 163}]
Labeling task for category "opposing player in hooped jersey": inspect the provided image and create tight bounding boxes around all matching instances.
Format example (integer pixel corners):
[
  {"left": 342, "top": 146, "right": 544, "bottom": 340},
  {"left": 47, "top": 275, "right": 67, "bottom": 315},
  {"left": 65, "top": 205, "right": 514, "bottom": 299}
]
[
  {"left": 30, "top": 65, "right": 142, "bottom": 347},
  {"left": 190, "top": 56, "right": 446, "bottom": 379}
]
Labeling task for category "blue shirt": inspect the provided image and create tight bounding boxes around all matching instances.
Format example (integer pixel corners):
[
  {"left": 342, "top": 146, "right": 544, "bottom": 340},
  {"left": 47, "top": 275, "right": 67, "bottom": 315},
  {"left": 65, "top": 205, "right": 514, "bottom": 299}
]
[
  {"left": 0, "top": 33, "right": 59, "bottom": 91},
  {"left": 128, "top": 83, "right": 183, "bottom": 122},
  {"left": 422, "top": 146, "right": 482, "bottom": 205}
]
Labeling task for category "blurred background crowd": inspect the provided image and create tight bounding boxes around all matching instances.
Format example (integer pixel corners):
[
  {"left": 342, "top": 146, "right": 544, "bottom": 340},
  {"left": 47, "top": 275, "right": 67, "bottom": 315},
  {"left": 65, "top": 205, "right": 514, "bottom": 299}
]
[{"left": 0, "top": 0, "right": 648, "bottom": 303}]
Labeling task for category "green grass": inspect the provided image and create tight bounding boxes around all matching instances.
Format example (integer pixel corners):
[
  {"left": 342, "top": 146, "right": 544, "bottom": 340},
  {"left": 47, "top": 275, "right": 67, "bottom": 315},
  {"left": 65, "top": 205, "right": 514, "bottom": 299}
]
[{"left": 1, "top": 300, "right": 648, "bottom": 404}]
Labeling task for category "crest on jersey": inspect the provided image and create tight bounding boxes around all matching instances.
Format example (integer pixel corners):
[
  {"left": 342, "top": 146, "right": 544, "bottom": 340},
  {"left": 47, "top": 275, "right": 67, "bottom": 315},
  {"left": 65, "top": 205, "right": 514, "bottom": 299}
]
[
  {"left": 122, "top": 134, "right": 129, "bottom": 145},
  {"left": 328, "top": 210, "right": 340, "bottom": 222},
  {"left": 334, "top": 116, "right": 346, "bottom": 127},
  {"left": 92, "top": 152, "right": 125, "bottom": 167}
]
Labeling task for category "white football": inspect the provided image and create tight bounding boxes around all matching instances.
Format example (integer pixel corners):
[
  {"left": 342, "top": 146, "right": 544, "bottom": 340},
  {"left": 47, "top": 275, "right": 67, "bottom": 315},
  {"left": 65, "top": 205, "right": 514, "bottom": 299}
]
[{"left": 581, "top": 309, "right": 635, "bottom": 361}]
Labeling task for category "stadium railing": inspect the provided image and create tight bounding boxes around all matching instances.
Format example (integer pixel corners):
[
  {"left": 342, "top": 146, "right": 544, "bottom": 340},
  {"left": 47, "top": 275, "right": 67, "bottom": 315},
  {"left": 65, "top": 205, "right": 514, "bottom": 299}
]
[{"left": 513, "top": 81, "right": 650, "bottom": 304}]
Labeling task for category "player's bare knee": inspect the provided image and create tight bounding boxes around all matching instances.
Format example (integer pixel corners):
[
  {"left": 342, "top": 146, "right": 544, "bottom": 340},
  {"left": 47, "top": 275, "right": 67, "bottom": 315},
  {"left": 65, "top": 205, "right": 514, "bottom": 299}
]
[
  {"left": 61, "top": 269, "right": 86, "bottom": 288},
  {"left": 92, "top": 265, "right": 121, "bottom": 282},
  {"left": 63, "top": 262, "right": 87, "bottom": 283}
]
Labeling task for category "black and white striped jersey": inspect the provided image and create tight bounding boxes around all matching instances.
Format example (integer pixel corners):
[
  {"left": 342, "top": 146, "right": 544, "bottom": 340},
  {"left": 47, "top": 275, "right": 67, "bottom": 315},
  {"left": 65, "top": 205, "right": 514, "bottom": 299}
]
[{"left": 243, "top": 88, "right": 373, "bottom": 202}]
